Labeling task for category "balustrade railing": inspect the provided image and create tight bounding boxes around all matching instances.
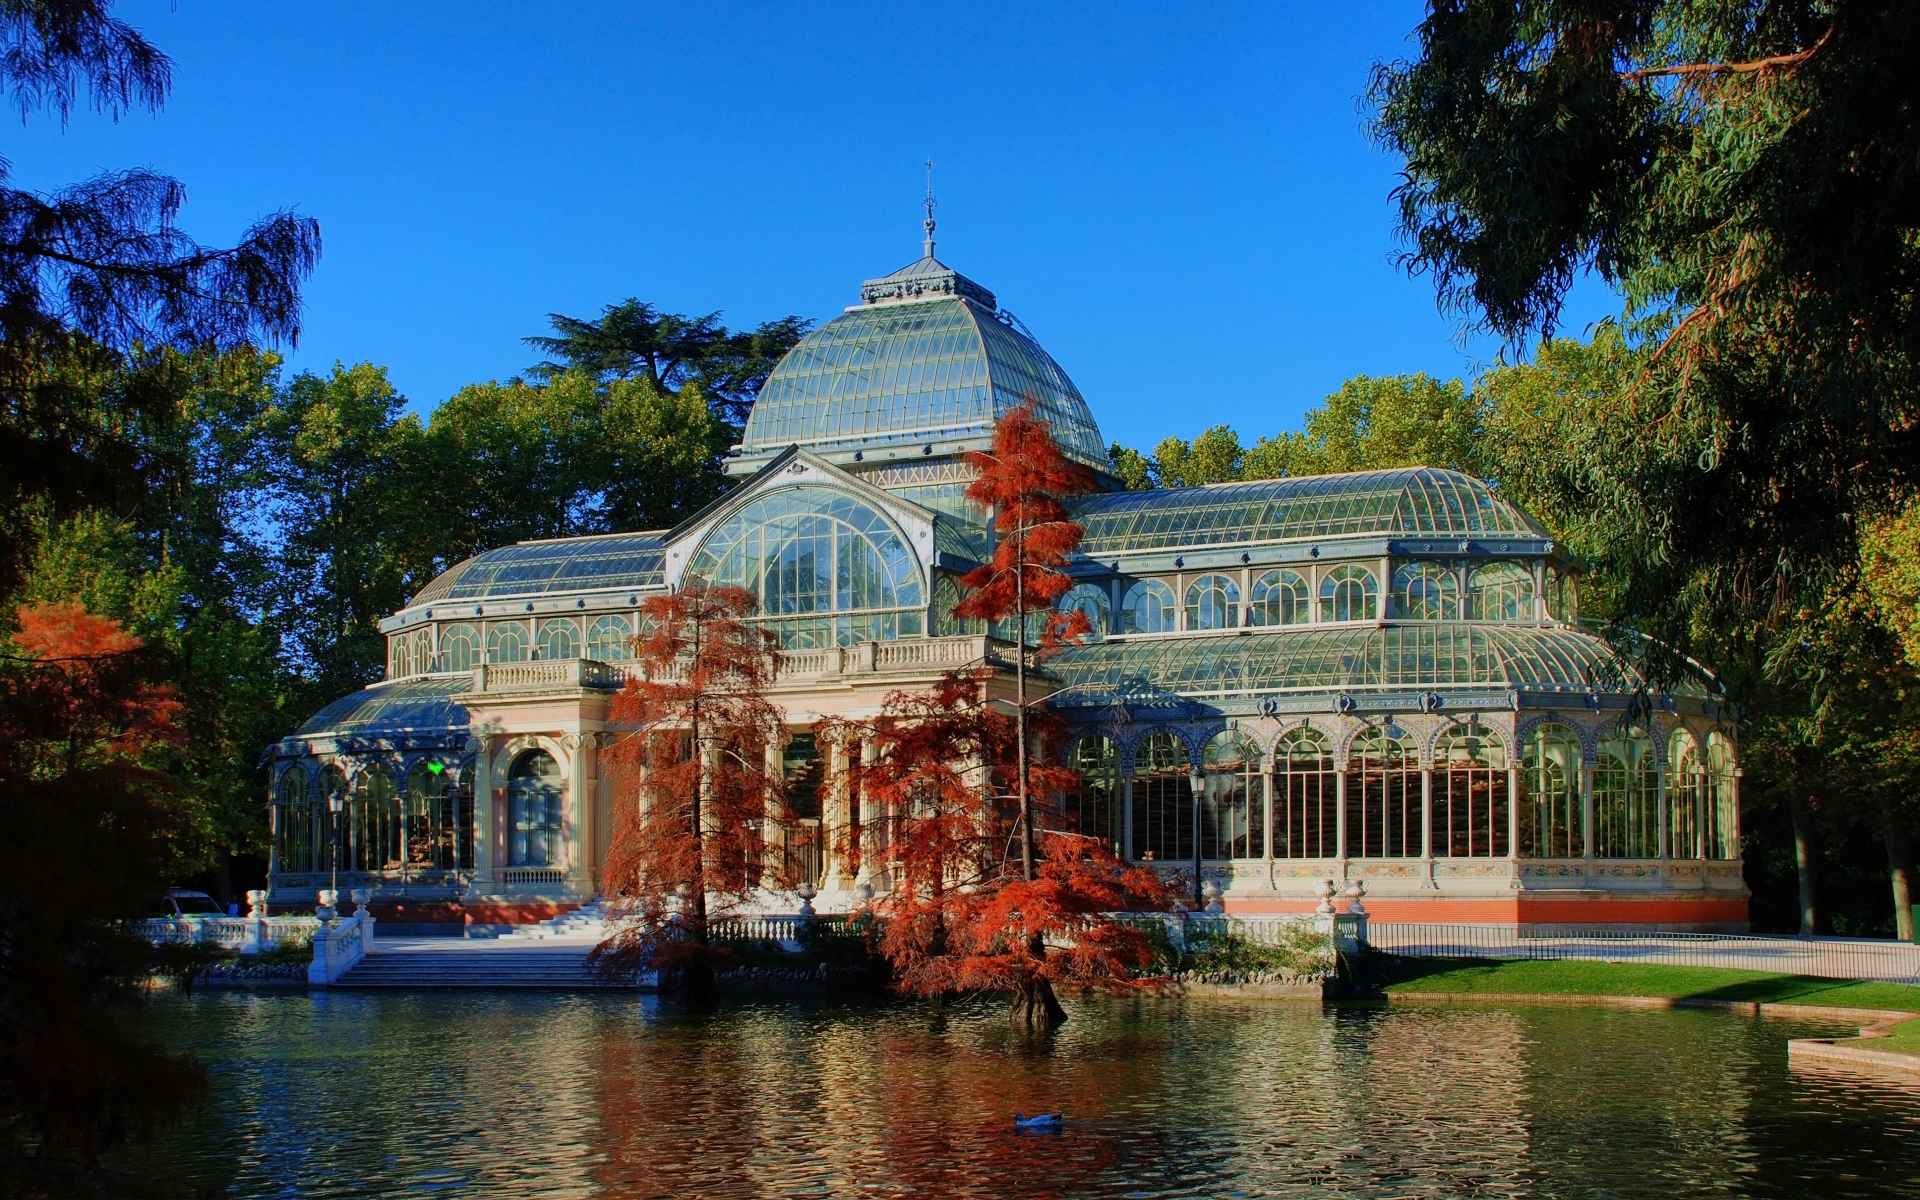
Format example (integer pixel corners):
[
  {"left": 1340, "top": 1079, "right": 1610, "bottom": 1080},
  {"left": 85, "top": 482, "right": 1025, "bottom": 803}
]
[
  {"left": 473, "top": 636, "right": 1006, "bottom": 695},
  {"left": 130, "top": 915, "right": 320, "bottom": 953}
]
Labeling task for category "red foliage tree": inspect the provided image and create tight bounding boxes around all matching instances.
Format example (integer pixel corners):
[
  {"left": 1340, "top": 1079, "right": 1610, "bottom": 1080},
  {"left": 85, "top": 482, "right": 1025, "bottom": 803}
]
[
  {"left": 0, "top": 602, "right": 205, "bottom": 1180},
  {"left": 590, "top": 579, "right": 794, "bottom": 1002}
]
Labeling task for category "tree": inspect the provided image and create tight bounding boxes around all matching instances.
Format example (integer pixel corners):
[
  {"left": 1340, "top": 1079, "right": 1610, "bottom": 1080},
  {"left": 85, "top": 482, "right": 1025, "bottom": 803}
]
[
  {"left": 524, "top": 298, "right": 810, "bottom": 424},
  {"left": 821, "top": 673, "right": 1168, "bottom": 1026},
  {"left": 591, "top": 579, "right": 793, "bottom": 1002},
  {"left": 0, "top": 602, "right": 206, "bottom": 1185},
  {"left": 1369, "top": 1, "right": 1920, "bottom": 685},
  {"left": 0, "top": 1, "right": 321, "bottom": 597}
]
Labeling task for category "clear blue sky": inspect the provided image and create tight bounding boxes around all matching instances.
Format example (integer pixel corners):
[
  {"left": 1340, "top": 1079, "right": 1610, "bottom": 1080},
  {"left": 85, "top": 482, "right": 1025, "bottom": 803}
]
[{"left": 4, "top": 1, "right": 1615, "bottom": 451}]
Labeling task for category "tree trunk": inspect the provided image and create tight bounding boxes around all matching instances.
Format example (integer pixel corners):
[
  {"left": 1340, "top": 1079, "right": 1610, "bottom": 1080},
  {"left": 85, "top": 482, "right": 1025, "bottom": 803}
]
[
  {"left": 1883, "top": 808, "right": 1916, "bottom": 943},
  {"left": 1787, "top": 791, "right": 1818, "bottom": 935},
  {"left": 1011, "top": 974, "right": 1067, "bottom": 1026}
]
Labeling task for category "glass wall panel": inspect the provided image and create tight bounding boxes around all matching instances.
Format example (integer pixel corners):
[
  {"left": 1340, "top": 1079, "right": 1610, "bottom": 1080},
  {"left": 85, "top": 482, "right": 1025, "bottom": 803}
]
[
  {"left": 313, "top": 764, "right": 347, "bottom": 875},
  {"left": 1249, "top": 570, "right": 1309, "bottom": 626},
  {"left": 1707, "top": 733, "right": 1739, "bottom": 859},
  {"left": 1058, "top": 583, "right": 1111, "bottom": 641},
  {"left": 389, "top": 635, "right": 412, "bottom": 679},
  {"left": 405, "top": 759, "right": 468, "bottom": 870},
  {"left": 507, "top": 750, "right": 564, "bottom": 867},
  {"left": 438, "top": 624, "right": 479, "bottom": 672},
  {"left": 537, "top": 618, "right": 579, "bottom": 660},
  {"left": 1122, "top": 580, "right": 1176, "bottom": 634},
  {"left": 1347, "top": 727, "right": 1418, "bottom": 857},
  {"left": 1470, "top": 562, "right": 1536, "bottom": 621},
  {"left": 1130, "top": 731, "right": 1190, "bottom": 863},
  {"left": 1435, "top": 724, "right": 1510, "bottom": 857},
  {"left": 1274, "top": 729, "right": 1336, "bottom": 858},
  {"left": 276, "top": 765, "right": 317, "bottom": 873},
  {"left": 1595, "top": 726, "right": 1659, "bottom": 857},
  {"left": 1064, "top": 735, "right": 1121, "bottom": 853},
  {"left": 587, "top": 614, "right": 633, "bottom": 660},
  {"left": 1185, "top": 575, "right": 1240, "bottom": 632},
  {"left": 487, "top": 622, "right": 528, "bottom": 663},
  {"left": 1319, "top": 565, "right": 1379, "bottom": 622},
  {"left": 1391, "top": 561, "right": 1460, "bottom": 620},
  {"left": 1519, "top": 723, "right": 1582, "bottom": 858},
  {"left": 1200, "top": 730, "right": 1261, "bottom": 858},
  {"left": 412, "top": 629, "right": 433, "bottom": 673},
  {"left": 346, "top": 765, "right": 402, "bottom": 873},
  {"left": 1669, "top": 730, "right": 1703, "bottom": 859}
]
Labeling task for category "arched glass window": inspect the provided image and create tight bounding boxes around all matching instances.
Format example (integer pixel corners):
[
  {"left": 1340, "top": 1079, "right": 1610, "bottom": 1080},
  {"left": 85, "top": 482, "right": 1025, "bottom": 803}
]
[
  {"left": 275, "top": 765, "right": 317, "bottom": 873},
  {"left": 412, "top": 628, "right": 434, "bottom": 673},
  {"left": 1058, "top": 583, "right": 1111, "bottom": 642},
  {"left": 508, "top": 750, "right": 564, "bottom": 867},
  {"left": 1319, "top": 564, "right": 1378, "bottom": 622},
  {"left": 1274, "top": 729, "right": 1335, "bottom": 859},
  {"left": 1185, "top": 575, "right": 1240, "bottom": 631},
  {"left": 1519, "top": 723, "right": 1582, "bottom": 858},
  {"left": 487, "top": 622, "right": 528, "bottom": 664},
  {"left": 1469, "top": 562, "right": 1536, "bottom": 621},
  {"left": 1249, "top": 570, "right": 1309, "bottom": 627},
  {"left": 1595, "top": 726, "right": 1659, "bottom": 858},
  {"left": 406, "top": 759, "right": 467, "bottom": 871},
  {"left": 932, "top": 575, "right": 978, "bottom": 637},
  {"left": 1122, "top": 579, "right": 1176, "bottom": 635},
  {"left": 1201, "top": 730, "right": 1262, "bottom": 859},
  {"left": 1064, "top": 735, "right": 1120, "bottom": 852},
  {"left": 1669, "top": 730, "right": 1703, "bottom": 860},
  {"left": 346, "top": 764, "right": 402, "bottom": 873},
  {"left": 684, "top": 485, "right": 925, "bottom": 647},
  {"left": 1706, "top": 733, "right": 1739, "bottom": 860},
  {"left": 537, "top": 618, "right": 579, "bottom": 661},
  {"left": 1545, "top": 567, "right": 1565, "bottom": 621},
  {"left": 438, "top": 624, "right": 479, "bottom": 672},
  {"left": 389, "top": 635, "right": 412, "bottom": 679},
  {"left": 1392, "top": 562, "right": 1459, "bottom": 620},
  {"left": 587, "top": 614, "right": 633, "bottom": 660},
  {"left": 1130, "top": 731, "right": 1191, "bottom": 862},
  {"left": 1347, "top": 727, "right": 1418, "bottom": 857},
  {"left": 1435, "top": 724, "right": 1510, "bottom": 858}
]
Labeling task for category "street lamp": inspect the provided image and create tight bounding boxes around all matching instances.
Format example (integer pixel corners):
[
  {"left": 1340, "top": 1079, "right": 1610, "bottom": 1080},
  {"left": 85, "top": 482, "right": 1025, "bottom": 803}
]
[
  {"left": 326, "top": 786, "right": 345, "bottom": 910},
  {"left": 1188, "top": 769, "right": 1206, "bottom": 912}
]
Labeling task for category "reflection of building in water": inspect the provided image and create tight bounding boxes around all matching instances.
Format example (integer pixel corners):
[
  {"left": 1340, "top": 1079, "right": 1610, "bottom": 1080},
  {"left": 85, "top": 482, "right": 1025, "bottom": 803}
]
[{"left": 265, "top": 234, "right": 1747, "bottom": 930}]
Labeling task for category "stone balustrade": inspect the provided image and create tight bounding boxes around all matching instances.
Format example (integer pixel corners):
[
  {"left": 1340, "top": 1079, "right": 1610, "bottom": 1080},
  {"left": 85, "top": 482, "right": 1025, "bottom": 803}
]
[{"left": 473, "top": 635, "right": 1009, "bottom": 695}]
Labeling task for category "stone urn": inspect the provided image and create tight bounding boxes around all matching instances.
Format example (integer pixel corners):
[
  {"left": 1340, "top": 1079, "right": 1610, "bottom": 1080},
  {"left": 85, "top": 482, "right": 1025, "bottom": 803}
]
[
  {"left": 316, "top": 888, "right": 338, "bottom": 919},
  {"left": 1343, "top": 880, "right": 1368, "bottom": 915},
  {"left": 349, "top": 888, "right": 371, "bottom": 917},
  {"left": 795, "top": 882, "right": 817, "bottom": 922},
  {"left": 245, "top": 889, "right": 268, "bottom": 919},
  {"left": 1314, "top": 878, "right": 1337, "bottom": 915},
  {"left": 1201, "top": 879, "right": 1225, "bottom": 916}
]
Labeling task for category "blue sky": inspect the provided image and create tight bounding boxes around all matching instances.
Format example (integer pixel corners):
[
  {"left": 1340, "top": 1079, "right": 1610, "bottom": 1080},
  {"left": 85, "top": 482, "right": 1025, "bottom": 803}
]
[{"left": 3, "top": 1, "right": 1615, "bottom": 451}]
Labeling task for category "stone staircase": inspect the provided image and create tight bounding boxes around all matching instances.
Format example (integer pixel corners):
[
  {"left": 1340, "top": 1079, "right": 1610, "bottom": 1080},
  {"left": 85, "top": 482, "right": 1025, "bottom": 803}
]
[
  {"left": 332, "top": 902, "right": 643, "bottom": 989},
  {"left": 492, "top": 900, "right": 607, "bottom": 940}
]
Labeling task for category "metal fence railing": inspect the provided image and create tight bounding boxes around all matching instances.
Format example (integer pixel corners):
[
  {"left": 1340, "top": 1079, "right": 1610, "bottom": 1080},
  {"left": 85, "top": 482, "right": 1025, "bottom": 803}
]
[{"left": 1365, "top": 921, "right": 1920, "bottom": 985}]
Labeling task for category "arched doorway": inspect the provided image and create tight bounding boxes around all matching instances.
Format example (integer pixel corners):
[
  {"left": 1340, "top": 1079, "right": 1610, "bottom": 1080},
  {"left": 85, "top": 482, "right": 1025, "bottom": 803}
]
[{"left": 507, "top": 750, "right": 564, "bottom": 868}]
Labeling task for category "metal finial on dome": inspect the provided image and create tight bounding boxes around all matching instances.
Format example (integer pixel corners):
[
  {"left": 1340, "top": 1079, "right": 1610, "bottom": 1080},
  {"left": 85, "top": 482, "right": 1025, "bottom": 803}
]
[{"left": 923, "top": 157, "right": 936, "bottom": 258}]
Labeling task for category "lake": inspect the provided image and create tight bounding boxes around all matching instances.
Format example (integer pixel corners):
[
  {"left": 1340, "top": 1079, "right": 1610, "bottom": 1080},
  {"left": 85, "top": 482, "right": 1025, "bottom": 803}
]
[{"left": 127, "top": 991, "right": 1920, "bottom": 1198}]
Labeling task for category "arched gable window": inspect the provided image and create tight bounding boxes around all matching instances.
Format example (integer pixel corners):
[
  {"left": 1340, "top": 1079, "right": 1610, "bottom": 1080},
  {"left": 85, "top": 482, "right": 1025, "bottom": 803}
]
[
  {"left": 1595, "top": 726, "right": 1658, "bottom": 858},
  {"left": 1200, "top": 729, "right": 1262, "bottom": 858},
  {"left": 1064, "top": 735, "right": 1120, "bottom": 852},
  {"left": 1274, "top": 729, "right": 1335, "bottom": 859},
  {"left": 1185, "top": 575, "right": 1240, "bottom": 631},
  {"left": 1122, "top": 580, "right": 1176, "bottom": 634},
  {"left": 1347, "top": 726, "right": 1417, "bottom": 857},
  {"left": 685, "top": 485, "right": 925, "bottom": 647},
  {"left": 1391, "top": 562, "right": 1459, "bottom": 620},
  {"left": 508, "top": 750, "right": 564, "bottom": 867},
  {"left": 1319, "top": 565, "right": 1378, "bottom": 622},
  {"left": 276, "top": 765, "right": 317, "bottom": 873},
  {"left": 1249, "top": 570, "right": 1309, "bottom": 626},
  {"left": 487, "top": 622, "right": 528, "bottom": 663},
  {"left": 537, "top": 618, "right": 579, "bottom": 660},
  {"left": 1706, "top": 733, "right": 1739, "bottom": 860},
  {"left": 1130, "top": 731, "right": 1191, "bottom": 862},
  {"left": 438, "top": 624, "right": 479, "bottom": 671},
  {"left": 1435, "top": 724, "right": 1510, "bottom": 858},
  {"left": 389, "top": 635, "right": 412, "bottom": 679},
  {"left": 1669, "top": 730, "right": 1704, "bottom": 860},
  {"left": 1520, "top": 723, "right": 1582, "bottom": 858},
  {"left": 1058, "top": 583, "right": 1111, "bottom": 641},
  {"left": 1469, "top": 562, "right": 1535, "bottom": 621},
  {"left": 412, "top": 628, "right": 433, "bottom": 673},
  {"left": 587, "top": 614, "right": 633, "bottom": 660}
]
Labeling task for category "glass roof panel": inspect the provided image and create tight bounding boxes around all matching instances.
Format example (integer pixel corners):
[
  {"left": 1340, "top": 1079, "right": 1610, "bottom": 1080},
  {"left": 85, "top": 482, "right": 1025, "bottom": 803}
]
[
  {"left": 741, "top": 294, "right": 1106, "bottom": 468},
  {"left": 296, "top": 675, "right": 472, "bottom": 738},
  {"left": 409, "top": 532, "right": 666, "bottom": 604},
  {"left": 1071, "top": 468, "right": 1546, "bottom": 555}
]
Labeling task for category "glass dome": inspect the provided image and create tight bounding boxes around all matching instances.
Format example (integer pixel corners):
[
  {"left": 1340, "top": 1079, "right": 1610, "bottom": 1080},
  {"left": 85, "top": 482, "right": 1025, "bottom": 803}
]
[
  {"left": 411, "top": 532, "right": 665, "bottom": 604},
  {"left": 738, "top": 263, "right": 1106, "bottom": 469}
]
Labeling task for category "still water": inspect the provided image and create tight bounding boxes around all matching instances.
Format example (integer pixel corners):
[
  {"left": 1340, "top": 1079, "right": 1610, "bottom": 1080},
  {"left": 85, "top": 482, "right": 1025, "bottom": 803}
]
[{"left": 130, "top": 991, "right": 1920, "bottom": 1198}]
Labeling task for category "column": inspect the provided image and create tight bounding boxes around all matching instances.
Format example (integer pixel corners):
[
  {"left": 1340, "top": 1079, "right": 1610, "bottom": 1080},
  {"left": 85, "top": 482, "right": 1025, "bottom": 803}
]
[
  {"left": 854, "top": 734, "right": 880, "bottom": 889},
  {"left": 1580, "top": 760, "right": 1596, "bottom": 867},
  {"left": 1335, "top": 765, "right": 1348, "bottom": 869},
  {"left": 764, "top": 736, "right": 786, "bottom": 891},
  {"left": 472, "top": 736, "right": 498, "bottom": 893},
  {"left": 1420, "top": 763, "right": 1434, "bottom": 888},
  {"left": 1655, "top": 766, "right": 1669, "bottom": 860},
  {"left": 1507, "top": 764, "right": 1520, "bottom": 861},
  {"left": 822, "top": 738, "right": 851, "bottom": 892},
  {"left": 564, "top": 733, "right": 596, "bottom": 897},
  {"left": 1122, "top": 775, "right": 1135, "bottom": 862}
]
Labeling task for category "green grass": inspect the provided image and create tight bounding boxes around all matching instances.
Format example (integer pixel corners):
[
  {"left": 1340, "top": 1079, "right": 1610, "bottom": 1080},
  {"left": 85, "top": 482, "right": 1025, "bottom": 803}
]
[
  {"left": 1861, "top": 1019, "right": 1920, "bottom": 1054},
  {"left": 1383, "top": 957, "right": 1920, "bottom": 1012}
]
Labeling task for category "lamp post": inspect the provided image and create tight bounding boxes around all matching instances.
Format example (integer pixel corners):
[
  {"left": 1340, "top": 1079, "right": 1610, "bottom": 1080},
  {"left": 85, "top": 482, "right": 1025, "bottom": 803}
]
[
  {"left": 326, "top": 786, "right": 345, "bottom": 908},
  {"left": 1189, "top": 769, "right": 1205, "bottom": 912}
]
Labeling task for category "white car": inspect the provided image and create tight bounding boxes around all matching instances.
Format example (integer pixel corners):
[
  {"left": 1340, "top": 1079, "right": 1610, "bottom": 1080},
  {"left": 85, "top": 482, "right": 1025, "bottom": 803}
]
[{"left": 154, "top": 889, "right": 225, "bottom": 918}]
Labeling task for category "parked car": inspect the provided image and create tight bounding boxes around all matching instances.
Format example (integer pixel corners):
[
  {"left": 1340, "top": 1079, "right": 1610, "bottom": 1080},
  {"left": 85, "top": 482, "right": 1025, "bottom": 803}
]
[{"left": 151, "top": 889, "right": 224, "bottom": 918}]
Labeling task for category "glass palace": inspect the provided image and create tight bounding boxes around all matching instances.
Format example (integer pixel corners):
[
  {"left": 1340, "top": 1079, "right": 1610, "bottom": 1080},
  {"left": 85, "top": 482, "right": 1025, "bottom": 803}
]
[{"left": 266, "top": 245, "right": 1747, "bottom": 930}]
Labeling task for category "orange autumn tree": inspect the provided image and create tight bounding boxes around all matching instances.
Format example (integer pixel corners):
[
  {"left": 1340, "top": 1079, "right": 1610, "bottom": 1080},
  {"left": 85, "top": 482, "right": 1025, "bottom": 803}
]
[{"left": 591, "top": 579, "right": 794, "bottom": 1002}]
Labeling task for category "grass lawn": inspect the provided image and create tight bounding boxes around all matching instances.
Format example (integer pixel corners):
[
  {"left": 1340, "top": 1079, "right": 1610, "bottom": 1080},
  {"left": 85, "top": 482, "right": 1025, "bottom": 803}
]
[{"left": 1383, "top": 957, "right": 1920, "bottom": 1013}]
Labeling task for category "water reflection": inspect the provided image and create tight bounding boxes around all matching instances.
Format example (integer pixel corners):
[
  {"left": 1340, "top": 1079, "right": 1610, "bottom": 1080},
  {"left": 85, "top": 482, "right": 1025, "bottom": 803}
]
[{"left": 125, "top": 993, "right": 1920, "bottom": 1198}]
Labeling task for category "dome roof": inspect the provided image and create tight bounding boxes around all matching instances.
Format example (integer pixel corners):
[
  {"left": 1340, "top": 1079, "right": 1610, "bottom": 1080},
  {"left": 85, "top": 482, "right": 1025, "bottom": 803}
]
[
  {"left": 736, "top": 256, "right": 1106, "bottom": 469},
  {"left": 1072, "top": 467, "right": 1547, "bottom": 556},
  {"left": 295, "top": 675, "right": 472, "bottom": 739},
  {"left": 409, "top": 532, "right": 665, "bottom": 605}
]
